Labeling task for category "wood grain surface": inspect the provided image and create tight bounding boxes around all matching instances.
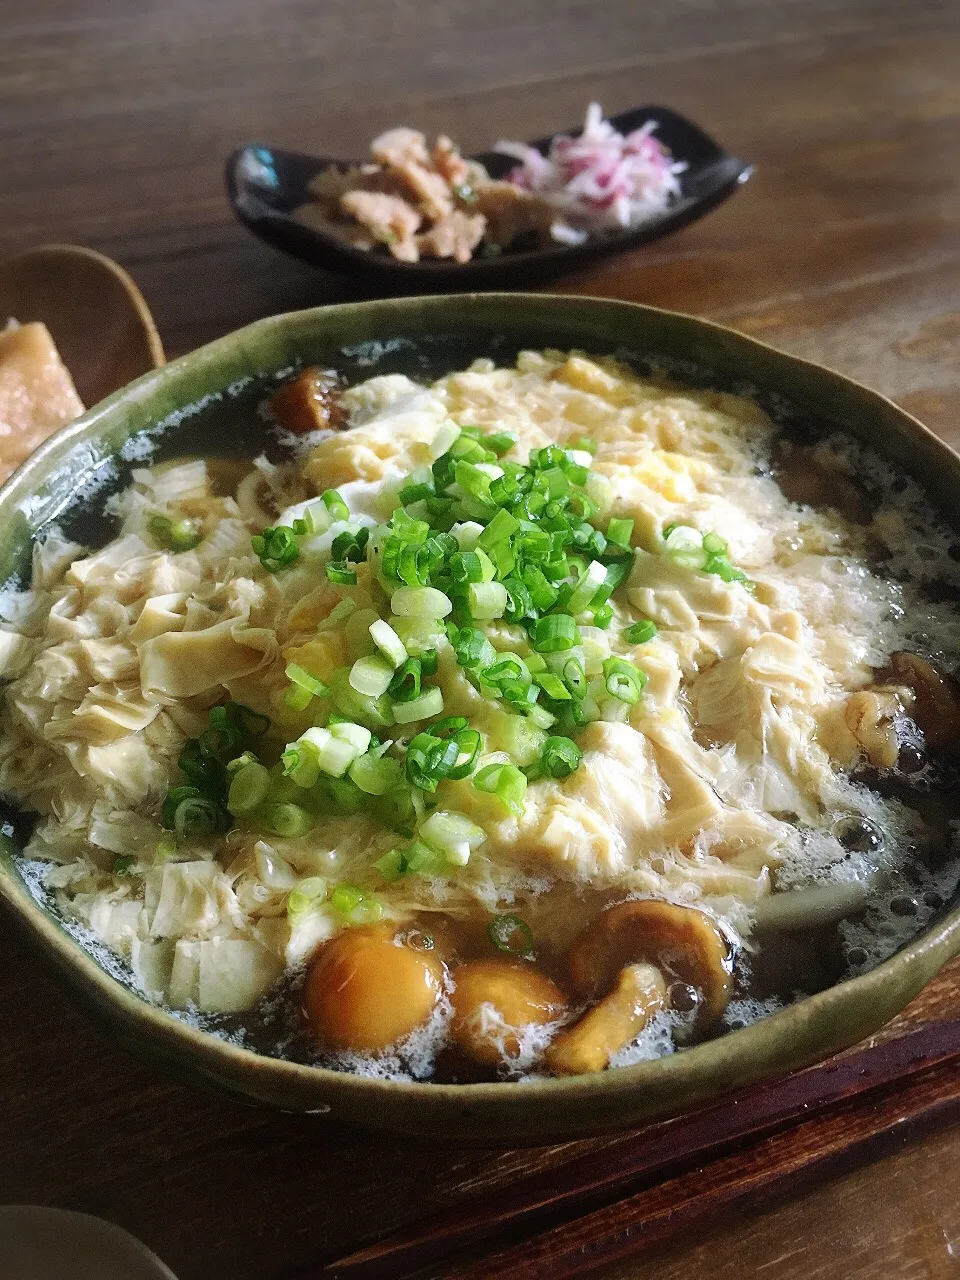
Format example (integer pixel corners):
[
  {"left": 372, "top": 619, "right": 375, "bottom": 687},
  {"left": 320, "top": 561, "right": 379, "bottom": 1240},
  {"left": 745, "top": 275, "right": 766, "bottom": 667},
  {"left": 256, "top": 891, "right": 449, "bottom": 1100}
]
[{"left": 2, "top": 3, "right": 960, "bottom": 1278}]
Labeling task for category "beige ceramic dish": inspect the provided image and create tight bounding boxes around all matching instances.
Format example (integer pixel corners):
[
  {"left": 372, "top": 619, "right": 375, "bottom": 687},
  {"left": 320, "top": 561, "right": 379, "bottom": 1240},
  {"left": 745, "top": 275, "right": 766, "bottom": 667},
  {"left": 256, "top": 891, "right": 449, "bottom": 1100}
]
[
  {"left": 0, "top": 243, "right": 165, "bottom": 406},
  {"left": 0, "top": 293, "right": 958, "bottom": 1143}
]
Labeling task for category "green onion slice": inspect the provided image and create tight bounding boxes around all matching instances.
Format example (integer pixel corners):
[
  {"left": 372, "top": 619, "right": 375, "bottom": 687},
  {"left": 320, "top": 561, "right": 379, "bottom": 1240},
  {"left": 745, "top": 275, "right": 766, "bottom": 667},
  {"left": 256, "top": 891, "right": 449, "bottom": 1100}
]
[
  {"left": 602, "top": 656, "right": 647, "bottom": 704},
  {"left": 487, "top": 913, "right": 535, "bottom": 958},
  {"left": 624, "top": 618, "right": 658, "bottom": 644}
]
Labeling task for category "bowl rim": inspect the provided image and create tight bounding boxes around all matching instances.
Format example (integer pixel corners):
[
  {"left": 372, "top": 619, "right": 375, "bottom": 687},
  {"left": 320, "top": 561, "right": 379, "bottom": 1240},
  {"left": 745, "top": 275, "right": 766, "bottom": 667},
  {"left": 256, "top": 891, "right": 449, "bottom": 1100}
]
[{"left": 2, "top": 290, "right": 959, "bottom": 1139}]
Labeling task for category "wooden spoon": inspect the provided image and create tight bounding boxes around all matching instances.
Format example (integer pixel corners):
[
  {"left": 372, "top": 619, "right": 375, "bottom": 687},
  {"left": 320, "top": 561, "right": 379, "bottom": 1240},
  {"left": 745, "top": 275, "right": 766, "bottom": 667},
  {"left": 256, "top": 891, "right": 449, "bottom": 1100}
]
[{"left": 0, "top": 243, "right": 164, "bottom": 407}]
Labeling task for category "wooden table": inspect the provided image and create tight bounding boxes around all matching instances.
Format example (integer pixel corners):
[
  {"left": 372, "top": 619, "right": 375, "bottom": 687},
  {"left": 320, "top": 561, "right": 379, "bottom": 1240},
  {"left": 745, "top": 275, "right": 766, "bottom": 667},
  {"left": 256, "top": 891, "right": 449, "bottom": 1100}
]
[{"left": 3, "top": 2, "right": 960, "bottom": 1276}]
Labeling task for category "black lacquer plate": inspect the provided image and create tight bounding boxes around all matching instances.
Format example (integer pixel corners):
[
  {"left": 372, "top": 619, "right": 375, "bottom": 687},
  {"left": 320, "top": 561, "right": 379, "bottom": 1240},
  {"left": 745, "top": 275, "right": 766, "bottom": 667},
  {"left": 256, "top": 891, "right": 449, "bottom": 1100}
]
[{"left": 226, "top": 105, "right": 751, "bottom": 289}]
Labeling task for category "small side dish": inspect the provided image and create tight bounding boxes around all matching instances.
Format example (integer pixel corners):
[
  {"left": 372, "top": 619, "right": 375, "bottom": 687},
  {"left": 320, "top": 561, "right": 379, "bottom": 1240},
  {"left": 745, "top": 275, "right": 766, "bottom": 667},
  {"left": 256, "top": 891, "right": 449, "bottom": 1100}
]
[
  {"left": 295, "top": 105, "right": 684, "bottom": 264},
  {"left": 3, "top": 348, "right": 959, "bottom": 1085},
  {"left": 0, "top": 321, "right": 84, "bottom": 483}
]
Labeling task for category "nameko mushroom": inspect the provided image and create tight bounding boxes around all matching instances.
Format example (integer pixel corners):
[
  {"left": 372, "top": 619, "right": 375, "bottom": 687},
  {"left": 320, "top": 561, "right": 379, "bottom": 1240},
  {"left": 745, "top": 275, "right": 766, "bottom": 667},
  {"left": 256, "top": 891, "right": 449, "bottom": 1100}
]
[{"left": 545, "top": 900, "right": 734, "bottom": 1075}]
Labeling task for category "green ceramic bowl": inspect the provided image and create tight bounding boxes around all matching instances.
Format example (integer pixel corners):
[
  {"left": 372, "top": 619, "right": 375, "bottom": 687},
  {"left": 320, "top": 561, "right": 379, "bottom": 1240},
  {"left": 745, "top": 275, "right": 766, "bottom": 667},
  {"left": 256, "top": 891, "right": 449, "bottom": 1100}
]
[{"left": 2, "top": 293, "right": 959, "bottom": 1143}]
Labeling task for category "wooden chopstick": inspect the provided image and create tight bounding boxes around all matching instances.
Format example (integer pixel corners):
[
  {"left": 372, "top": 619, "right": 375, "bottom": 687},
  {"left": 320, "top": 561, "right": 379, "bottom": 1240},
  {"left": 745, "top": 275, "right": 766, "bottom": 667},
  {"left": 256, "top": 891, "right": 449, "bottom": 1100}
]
[
  {"left": 294, "top": 1019, "right": 960, "bottom": 1280},
  {"left": 453, "top": 1050, "right": 960, "bottom": 1280}
]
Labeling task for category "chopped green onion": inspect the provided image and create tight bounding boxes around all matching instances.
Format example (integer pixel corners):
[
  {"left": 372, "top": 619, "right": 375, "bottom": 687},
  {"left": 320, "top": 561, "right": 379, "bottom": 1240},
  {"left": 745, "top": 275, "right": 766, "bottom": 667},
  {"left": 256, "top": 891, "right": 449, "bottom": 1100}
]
[
  {"left": 566, "top": 559, "right": 608, "bottom": 613},
  {"left": 330, "top": 884, "right": 382, "bottom": 924},
  {"left": 177, "top": 738, "right": 221, "bottom": 789},
  {"left": 349, "top": 752, "right": 402, "bottom": 795},
  {"left": 535, "top": 671, "right": 572, "bottom": 701},
  {"left": 112, "top": 854, "right": 135, "bottom": 875},
  {"left": 531, "top": 614, "right": 580, "bottom": 654},
  {"left": 284, "top": 683, "right": 314, "bottom": 711},
  {"left": 252, "top": 525, "right": 299, "bottom": 573},
  {"left": 326, "top": 561, "right": 358, "bottom": 585},
  {"left": 473, "top": 762, "right": 527, "bottom": 815},
  {"left": 467, "top": 581, "right": 508, "bottom": 620},
  {"left": 399, "top": 480, "right": 434, "bottom": 504},
  {"left": 328, "top": 720, "right": 372, "bottom": 757},
  {"left": 148, "top": 513, "right": 202, "bottom": 553},
  {"left": 373, "top": 847, "right": 408, "bottom": 882},
  {"left": 287, "top": 876, "right": 327, "bottom": 920},
  {"left": 226, "top": 750, "right": 259, "bottom": 773},
  {"left": 449, "top": 551, "right": 484, "bottom": 584},
  {"left": 541, "top": 735, "right": 583, "bottom": 778},
  {"left": 387, "top": 656, "right": 422, "bottom": 703},
  {"left": 488, "top": 913, "right": 534, "bottom": 957},
  {"left": 369, "top": 618, "right": 408, "bottom": 667},
  {"left": 171, "top": 791, "right": 226, "bottom": 839},
  {"left": 528, "top": 703, "right": 557, "bottom": 730},
  {"left": 561, "top": 657, "right": 587, "bottom": 697},
  {"left": 483, "top": 654, "right": 529, "bottom": 690},
  {"left": 404, "top": 840, "right": 445, "bottom": 876},
  {"left": 602, "top": 656, "right": 647, "bottom": 704},
  {"left": 452, "top": 520, "right": 484, "bottom": 550},
  {"left": 420, "top": 809, "right": 486, "bottom": 866},
  {"left": 477, "top": 508, "right": 520, "bottom": 548},
  {"left": 391, "top": 686, "right": 445, "bottom": 724},
  {"left": 662, "top": 524, "right": 707, "bottom": 569},
  {"left": 320, "top": 489, "right": 349, "bottom": 521},
  {"left": 282, "top": 744, "right": 320, "bottom": 788},
  {"left": 259, "top": 802, "right": 315, "bottom": 838},
  {"left": 606, "top": 517, "right": 634, "bottom": 548},
  {"left": 452, "top": 626, "right": 496, "bottom": 671},
  {"left": 228, "top": 761, "right": 272, "bottom": 813},
  {"left": 569, "top": 435, "right": 598, "bottom": 455},
  {"left": 349, "top": 655, "right": 394, "bottom": 698},
  {"left": 285, "top": 662, "right": 329, "bottom": 697},
  {"left": 625, "top": 618, "right": 658, "bottom": 644},
  {"left": 329, "top": 667, "right": 394, "bottom": 729},
  {"left": 485, "top": 430, "right": 517, "bottom": 456},
  {"left": 321, "top": 774, "right": 368, "bottom": 814},
  {"left": 298, "top": 724, "right": 365, "bottom": 777},
  {"left": 702, "top": 531, "right": 727, "bottom": 555},
  {"left": 319, "top": 598, "right": 356, "bottom": 630},
  {"left": 391, "top": 586, "right": 453, "bottom": 618},
  {"left": 591, "top": 602, "right": 614, "bottom": 629}
]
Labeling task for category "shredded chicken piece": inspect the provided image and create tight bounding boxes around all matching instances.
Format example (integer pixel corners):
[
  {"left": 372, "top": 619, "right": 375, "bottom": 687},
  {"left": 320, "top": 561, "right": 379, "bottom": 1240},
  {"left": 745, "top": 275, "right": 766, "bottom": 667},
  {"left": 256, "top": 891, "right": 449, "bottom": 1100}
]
[
  {"left": 370, "top": 126, "right": 432, "bottom": 170},
  {"left": 339, "top": 191, "right": 421, "bottom": 262},
  {"left": 394, "top": 161, "right": 454, "bottom": 223},
  {"left": 416, "top": 211, "right": 486, "bottom": 263},
  {"left": 431, "top": 135, "right": 470, "bottom": 187},
  {"left": 293, "top": 202, "right": 375, "bottom": 249},
  {"left": 474, "top": 180, "right": 556, "bottom": 249}
]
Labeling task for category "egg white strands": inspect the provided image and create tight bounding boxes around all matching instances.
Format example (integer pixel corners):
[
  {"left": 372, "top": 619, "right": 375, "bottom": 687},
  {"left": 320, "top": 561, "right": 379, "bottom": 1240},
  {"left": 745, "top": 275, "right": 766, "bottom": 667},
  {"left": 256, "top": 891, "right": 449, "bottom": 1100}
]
[
  {"left": 3, "top": 348, "right": 960, "bottom": 1067},
  {"left": 458, "top": 1001, "right": 568, "bottom": 1078}
]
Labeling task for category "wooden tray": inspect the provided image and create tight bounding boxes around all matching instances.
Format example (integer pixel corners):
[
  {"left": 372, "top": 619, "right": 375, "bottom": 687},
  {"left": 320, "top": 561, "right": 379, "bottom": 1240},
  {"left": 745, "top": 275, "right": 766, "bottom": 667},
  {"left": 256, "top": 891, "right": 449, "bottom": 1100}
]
[{"left": 301, "top": 960, "right": 960, "bottom": 1280}]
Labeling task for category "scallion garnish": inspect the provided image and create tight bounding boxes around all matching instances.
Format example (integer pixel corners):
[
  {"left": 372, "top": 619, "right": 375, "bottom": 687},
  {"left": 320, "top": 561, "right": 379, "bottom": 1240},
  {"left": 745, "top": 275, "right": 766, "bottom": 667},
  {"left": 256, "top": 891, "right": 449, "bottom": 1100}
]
[
  {"left": 541, "top": 735, "right": 583, "bottom": 778},
  {"left": 488, "top": 913, "right": 535, "bottom": 957},
  {"left": 252, "top": 525, "right": 299, "bottom": 572},
  {"left": 473, "top": 762, "right": 527, "bottom": 815},
  {"left": 330, "top": 884, "right": 383, "bottom": 924},
  {"left": 624, "top": 618, "right": 657, "bottom": 645},
  {"left": 148, "top": 513, "right": 202, "bottom": 553},
  {"left": 531, "top": 614, "right": 579, "bottom": 654},
  {"left": 285, "top": 662, "right": 329, "bottom": 698},
  {"left": 602, "top": 656, "right": 647, "bottom": 704}
]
